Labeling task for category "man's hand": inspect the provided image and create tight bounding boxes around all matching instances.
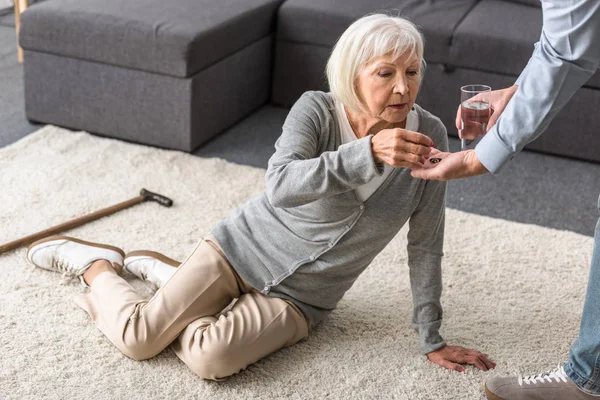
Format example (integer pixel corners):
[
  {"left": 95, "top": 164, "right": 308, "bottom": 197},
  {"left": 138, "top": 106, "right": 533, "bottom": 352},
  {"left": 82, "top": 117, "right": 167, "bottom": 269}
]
[
  {"left": 371, "top": 128, "right": 434, "bottom": 168},
  {"left": 427, "top": 345, "right": 496, "bottom": 372},
  {"left": 410, "top": 149, "right": 488, "bottom": 181},
  {"left": 457, "top": 85, "right": 518, "bottom": 140}
]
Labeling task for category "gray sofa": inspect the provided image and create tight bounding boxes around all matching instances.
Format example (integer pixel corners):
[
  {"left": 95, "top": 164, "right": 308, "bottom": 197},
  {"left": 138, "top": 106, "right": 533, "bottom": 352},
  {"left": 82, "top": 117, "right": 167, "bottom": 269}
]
[{"left": 19, "top": 0, "right": 600, "bottom": 162}]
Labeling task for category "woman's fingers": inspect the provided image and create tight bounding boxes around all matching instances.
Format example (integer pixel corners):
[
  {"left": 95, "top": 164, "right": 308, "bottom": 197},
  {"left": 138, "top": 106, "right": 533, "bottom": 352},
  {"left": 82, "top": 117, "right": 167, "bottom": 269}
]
[
  {"left": 401, "top": 129, "right": 434, "bottom": 147},
  {"left": 394, "top": 129, "right": 433, "bottom": 159},
  {"left": 400, "top": 141, "right": 432, "bottom": 157},
  {"left": 464, "top": 355, "right": 489, "bottom": 371},
  {"left": 475, "top": 352, "right": 497, "bottom": 370},
  {"left": 466, "top": 349, "right": 496, "bottom": 365},
  {"left": 457, "top": 349, "right": 496, "bottom": 371},
  {"left": 426, "top": 148, "right": 448, "bottom": 158},
  {"left": 428, "top": 346, "right": 496, "bottom": 373},
  {"left": 392, "top": 153, "right": 422, "bottom": 166},
  {"left": 372, "top": 128, "right": 435, "bottom": 168},
  {"left": 437, "top": 359, "right": 466, "bottom": 373}
]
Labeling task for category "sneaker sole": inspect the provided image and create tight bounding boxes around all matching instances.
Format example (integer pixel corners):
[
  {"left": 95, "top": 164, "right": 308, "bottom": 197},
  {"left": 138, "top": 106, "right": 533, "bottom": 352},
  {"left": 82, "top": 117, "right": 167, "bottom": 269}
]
[
  {"left": 27, "top": 235, "right": 125, "bottom": 275},
  {"left": 27, "top": 235, "right": 125, "bottom": 258},
  {"left": 484, "top": 384, "right": 505, "bottom": 400},
  {"left": 124, "top": 250, "right": 180, "bottom": 268}
]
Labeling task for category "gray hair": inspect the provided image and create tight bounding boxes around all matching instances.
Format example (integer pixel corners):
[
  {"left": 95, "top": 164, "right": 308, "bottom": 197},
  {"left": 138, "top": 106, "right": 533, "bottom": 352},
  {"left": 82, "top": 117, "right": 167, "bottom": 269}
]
[{"left": 326, "top": 13, "right": 426, "bottom": 113}]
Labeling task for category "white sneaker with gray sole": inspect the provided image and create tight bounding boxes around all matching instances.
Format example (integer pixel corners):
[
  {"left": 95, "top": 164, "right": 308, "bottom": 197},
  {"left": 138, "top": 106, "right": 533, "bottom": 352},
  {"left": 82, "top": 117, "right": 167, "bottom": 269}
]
[
  {"left": 123, "top": 250, "right": 179, "bottom": 289},
  {"left": 485, "top": 364, "right": 600, "bottom": 399},
  {"left": 27, "top": 235, "right": 125, "bottom": 286}
]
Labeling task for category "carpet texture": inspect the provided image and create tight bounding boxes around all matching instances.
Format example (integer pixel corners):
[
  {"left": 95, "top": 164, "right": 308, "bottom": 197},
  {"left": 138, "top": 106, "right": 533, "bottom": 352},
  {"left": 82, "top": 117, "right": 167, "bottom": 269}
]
[{"left": 0, "top": 126, "right": 593, "bottom": 399}]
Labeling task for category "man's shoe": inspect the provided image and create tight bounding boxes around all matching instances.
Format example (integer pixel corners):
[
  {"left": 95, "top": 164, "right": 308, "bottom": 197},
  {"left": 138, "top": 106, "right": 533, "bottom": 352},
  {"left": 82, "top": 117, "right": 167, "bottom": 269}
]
[
  {"left": 123, "top": 251, "right": 179, "bottom": 288},
  {"left": 485, "top": 364, "right": 600, "bottom": 399},
  {"left": 27, "top": 236, "right": 125, "bottom": 285}
]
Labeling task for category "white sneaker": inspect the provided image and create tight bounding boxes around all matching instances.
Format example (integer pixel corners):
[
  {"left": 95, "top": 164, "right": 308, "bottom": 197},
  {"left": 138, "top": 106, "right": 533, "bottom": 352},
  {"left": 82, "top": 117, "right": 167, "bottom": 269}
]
[
  {"left": 485, "top": 364, "right": 600, "bottom": 399},
  {"left": 123, "top": 250, "right": 179, "bottom": 289},
  {"left": 27, "top": 236, "right": 125, "bottom": 285}
]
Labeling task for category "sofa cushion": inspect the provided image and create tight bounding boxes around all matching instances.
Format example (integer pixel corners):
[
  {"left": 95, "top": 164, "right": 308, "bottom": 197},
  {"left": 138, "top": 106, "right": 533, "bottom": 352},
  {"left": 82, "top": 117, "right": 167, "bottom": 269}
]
[
  {"left": 504, "top": 0, "right": 540, "bottom": 7},
  {"left": 19, "top": 0, "right": 282, "bottom": 78},
  {"left": 451, "top": 0, "right": 600, "bottom": 89},
  {"left": 451, "top": 0, "right": 542, "bottom": 76},
  {"left": 276, "top": 0, "right": 478, "bottom": 64}
]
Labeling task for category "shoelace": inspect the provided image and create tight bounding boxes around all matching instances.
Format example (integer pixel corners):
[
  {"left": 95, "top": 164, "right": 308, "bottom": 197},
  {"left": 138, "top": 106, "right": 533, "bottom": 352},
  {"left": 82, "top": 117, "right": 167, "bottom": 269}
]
[
  {"left": 52, "top": 257, "right": 79, "bottom": 281},
  {"left": 518, "top": 364, "right": 568, "bottom": 386}
]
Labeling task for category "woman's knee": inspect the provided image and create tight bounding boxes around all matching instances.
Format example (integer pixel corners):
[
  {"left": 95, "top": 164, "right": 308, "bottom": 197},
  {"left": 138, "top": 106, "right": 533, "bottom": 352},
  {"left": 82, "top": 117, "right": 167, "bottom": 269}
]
[
  {"left": 118, "top": 338, "right": 162, "bottom": 361},
  {"left": 187, "top": 346, "right": 242, "bottom": 380}
]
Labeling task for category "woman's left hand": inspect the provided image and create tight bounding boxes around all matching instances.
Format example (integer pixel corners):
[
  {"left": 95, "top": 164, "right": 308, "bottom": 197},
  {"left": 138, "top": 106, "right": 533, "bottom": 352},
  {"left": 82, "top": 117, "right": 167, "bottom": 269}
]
[{"left": 427, "top": 345, "right": 496, "bottom": 372}]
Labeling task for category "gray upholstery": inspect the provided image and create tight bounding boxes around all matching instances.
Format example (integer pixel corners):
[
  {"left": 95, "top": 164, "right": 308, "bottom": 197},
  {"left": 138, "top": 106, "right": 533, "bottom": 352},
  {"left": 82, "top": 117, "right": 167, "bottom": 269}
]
[
  {"left": 23, "top": 36, "right": 273, "bottom": 151},
  {"left": 19, "top": 0, "right": 600, "bottom": 162},
  {"left": 272, "top": 42, "right": 330, "bottom": 107},
  {"left": 20, "top": 0, "right": 282, "bottom": 78},
  {"left": 504, "top": 0, "right": 541, "bottom": 7},
  {"left": 454, "top": 0, "right": 599, "bottom": 90},
  {"left": 451, "top": 0, "right": 542, "bottom": 76},
  {"left": 276, "top": 0, "right": 478, "bottom": 64},
  {"left": 20, "top": 0, "right": 281, "bottom": 151},
  {"left": 272, "top": 0, "right": 478, "bottom": 106}
]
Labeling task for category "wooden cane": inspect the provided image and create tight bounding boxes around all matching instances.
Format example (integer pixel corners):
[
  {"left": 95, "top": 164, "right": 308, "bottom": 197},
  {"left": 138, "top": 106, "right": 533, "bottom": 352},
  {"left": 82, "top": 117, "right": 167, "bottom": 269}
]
[{"left": 0, "top": 189, "right": 173, "bottom": 255}]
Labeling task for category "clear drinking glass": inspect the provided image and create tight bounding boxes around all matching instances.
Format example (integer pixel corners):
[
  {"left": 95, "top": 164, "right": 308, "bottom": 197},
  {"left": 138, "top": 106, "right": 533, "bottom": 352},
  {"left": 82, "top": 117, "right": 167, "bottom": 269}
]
[{"left": 460, "top": 84, "right": 491, "bottom": 150}]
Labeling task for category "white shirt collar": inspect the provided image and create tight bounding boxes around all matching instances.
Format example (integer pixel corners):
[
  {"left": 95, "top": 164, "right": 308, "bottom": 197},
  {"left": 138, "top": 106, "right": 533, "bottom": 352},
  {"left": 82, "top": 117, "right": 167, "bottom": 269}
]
[{"left": 336, "top": 101, "right": 420, "bottom": 144}]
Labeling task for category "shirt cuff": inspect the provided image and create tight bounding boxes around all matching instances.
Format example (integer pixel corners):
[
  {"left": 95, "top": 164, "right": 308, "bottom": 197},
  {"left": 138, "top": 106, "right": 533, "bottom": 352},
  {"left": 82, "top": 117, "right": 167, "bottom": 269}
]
[
  {"left": 365, "top": 134, "right": 385, "bottom": 176},
  {"left": 475, "top": 129, "right": 517, "bottom": 174},
  {"left": 414, "top": 319, "right": 446, "bottom": 354},
  {"left": 336, "top": 135, "right": 383, "bottom": 182}
]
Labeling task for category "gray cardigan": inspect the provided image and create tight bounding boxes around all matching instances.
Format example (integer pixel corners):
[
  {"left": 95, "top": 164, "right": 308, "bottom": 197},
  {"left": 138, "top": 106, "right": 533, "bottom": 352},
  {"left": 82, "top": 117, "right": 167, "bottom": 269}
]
[{"left": 212, "top": 91, "right": 449, "bottom": 354}]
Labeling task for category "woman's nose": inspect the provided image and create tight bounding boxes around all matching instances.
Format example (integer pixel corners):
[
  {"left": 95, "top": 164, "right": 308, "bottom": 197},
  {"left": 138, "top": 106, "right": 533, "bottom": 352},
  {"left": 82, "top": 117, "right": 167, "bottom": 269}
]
[{"left": 394, "top": 78, "right": 409, "bottom": 95}]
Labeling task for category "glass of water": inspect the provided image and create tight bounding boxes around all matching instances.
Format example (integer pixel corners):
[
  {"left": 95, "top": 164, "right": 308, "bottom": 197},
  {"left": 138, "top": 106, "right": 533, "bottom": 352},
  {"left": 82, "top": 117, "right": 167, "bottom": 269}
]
[{"left": 460, "top": 84, "right": 491, "bottom": 150}]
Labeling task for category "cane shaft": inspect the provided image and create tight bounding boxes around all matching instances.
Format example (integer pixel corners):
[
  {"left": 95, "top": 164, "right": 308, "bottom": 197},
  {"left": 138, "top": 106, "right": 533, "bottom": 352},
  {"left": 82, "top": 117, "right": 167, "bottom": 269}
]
[{"left": 0, "top": 195, "right": 145, "bottom": 255}]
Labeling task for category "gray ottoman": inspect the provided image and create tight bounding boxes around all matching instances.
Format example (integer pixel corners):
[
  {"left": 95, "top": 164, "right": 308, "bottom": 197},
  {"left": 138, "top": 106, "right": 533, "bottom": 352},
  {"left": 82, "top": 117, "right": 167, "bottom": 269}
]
[{"left": 19, "top": 0, "right": 283, "bottom": 151}]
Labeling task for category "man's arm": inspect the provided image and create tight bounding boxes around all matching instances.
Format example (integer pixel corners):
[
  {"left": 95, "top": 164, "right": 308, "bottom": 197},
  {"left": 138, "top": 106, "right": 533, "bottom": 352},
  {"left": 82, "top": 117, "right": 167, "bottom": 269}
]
[
  {"left": 476, "top": 0, "right": 600, "bottom": 173},
  {"left": 411, "top": 0, "right": 600, "bottom": 181}
]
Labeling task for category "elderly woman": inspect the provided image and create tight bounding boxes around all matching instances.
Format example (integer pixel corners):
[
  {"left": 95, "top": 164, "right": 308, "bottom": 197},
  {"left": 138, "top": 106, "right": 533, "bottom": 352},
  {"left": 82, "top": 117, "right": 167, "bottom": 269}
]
[{"left": 26, "top": 14, "right": 495, "bottom": 379}]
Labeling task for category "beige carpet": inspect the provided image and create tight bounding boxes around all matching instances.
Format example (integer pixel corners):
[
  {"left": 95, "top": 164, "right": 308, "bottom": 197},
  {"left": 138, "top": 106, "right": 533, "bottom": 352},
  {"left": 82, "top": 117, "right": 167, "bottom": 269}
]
[{"left": 0, "top": 126, "right": 593, "bottom": 400}]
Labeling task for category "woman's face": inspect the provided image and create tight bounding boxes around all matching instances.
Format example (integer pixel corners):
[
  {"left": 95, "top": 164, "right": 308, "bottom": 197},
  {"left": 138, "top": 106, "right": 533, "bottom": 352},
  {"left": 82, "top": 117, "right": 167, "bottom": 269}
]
[{"left": 355, "top": 52, "right": 421, "bottom": 124}]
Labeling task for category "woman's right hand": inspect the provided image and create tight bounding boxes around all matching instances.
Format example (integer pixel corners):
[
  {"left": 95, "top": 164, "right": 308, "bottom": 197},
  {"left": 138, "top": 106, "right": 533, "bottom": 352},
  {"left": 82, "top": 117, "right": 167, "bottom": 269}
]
[{"left": 371, "top": 128, "right": 434, "bottom": 168}]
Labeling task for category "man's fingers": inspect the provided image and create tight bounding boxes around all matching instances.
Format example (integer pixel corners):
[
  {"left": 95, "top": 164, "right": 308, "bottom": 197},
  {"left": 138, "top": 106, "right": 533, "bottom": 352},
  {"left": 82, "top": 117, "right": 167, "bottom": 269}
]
[
  {"left": 487, "top": 107, "right": 500, "bottom": 132},
  {"left": 461, "top": 120, "right": 485, "bottom": 140},
  {"left": 455, "top": 105, "right": 462, "bottom": 131},
  {"left": 411, "top": 166, "right": 446, "bottom": 180}
]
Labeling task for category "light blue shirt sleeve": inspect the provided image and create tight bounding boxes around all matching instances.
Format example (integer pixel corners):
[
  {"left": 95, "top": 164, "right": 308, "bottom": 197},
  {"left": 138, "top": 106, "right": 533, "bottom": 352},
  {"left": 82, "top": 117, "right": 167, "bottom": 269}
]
[{"left": 475, "top": 0, "right": 600, "bottom": 173}]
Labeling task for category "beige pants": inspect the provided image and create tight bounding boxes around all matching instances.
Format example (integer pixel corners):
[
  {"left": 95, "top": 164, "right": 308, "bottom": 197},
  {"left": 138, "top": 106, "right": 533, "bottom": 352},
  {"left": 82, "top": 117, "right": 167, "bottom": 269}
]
[{"left": 75, "top": 237, "right": 309, "bottom": 380}]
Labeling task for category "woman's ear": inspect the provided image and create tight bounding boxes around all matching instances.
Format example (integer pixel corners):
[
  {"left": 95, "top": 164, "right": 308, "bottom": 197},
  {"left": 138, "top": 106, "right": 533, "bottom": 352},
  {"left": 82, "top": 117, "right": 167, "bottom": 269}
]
[
  {"left": 352, "top": 80, "right": 367, "bottom": 114},
  {"left": 415, "top": 60, "right": 426, "bottom": 102}
]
